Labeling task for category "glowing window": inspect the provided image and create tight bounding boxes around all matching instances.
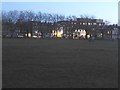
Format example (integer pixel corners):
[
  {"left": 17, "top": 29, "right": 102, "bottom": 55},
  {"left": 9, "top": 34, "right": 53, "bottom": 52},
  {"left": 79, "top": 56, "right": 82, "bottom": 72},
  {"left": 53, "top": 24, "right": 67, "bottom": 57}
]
[
  {"left": 99, "top": 23, "right": 101, "bottom": 26},
  {"left": 93, "top": 23, "right": 96, "bottom": 25},
  {"left": 88, "top": 23, "right": 91, "bottom": 25},
  {"left": 83, "top": 23, "right": 85, "bottom": 25}
]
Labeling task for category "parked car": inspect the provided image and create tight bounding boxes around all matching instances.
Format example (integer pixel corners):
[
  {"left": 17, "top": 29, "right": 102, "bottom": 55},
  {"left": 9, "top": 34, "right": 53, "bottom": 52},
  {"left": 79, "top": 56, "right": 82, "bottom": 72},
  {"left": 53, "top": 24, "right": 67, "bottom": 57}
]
[
  {"left": 5, "top": 34, "right": 11, "bottom": 38},
  {"left": 45, "top": 33, "right": 52, "bottom": 38},
  {"left": 12, "top": 33, "right": 18, "bottom": 38},
  {"left": 32, "top": 35, "right": 38, "bottom": 38},
  {"left": 17, "top": 34, "right": 24, "bottom": 38}
]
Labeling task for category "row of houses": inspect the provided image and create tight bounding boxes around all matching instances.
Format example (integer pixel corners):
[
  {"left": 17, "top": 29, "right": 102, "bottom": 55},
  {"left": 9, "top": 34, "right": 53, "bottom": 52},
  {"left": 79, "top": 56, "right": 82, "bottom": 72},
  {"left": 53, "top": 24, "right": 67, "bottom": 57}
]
[{"left": 2, "top": 18, "right": 119, "bottom": 39}]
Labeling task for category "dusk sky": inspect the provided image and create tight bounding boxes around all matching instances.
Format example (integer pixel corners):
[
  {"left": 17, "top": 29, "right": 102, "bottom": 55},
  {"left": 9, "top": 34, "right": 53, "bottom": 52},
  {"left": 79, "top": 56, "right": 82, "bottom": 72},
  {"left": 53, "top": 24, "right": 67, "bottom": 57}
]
[{"left": 2, "top": 2, "right": 118, "bottom": 24}]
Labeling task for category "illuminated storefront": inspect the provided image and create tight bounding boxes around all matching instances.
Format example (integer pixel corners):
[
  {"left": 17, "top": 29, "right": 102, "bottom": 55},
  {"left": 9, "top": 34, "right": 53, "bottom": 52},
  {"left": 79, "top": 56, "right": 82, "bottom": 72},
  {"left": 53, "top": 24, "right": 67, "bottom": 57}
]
[{"left": 52, "top": 29, "right": 63, "bottom": 38}]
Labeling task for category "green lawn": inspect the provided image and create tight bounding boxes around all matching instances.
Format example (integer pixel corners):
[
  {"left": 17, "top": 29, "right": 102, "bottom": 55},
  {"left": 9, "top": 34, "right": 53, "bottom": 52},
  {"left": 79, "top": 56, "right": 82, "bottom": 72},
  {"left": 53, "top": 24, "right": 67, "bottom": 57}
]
[{"left": 2, "top": 38, "right": 118, "bottom": 88}]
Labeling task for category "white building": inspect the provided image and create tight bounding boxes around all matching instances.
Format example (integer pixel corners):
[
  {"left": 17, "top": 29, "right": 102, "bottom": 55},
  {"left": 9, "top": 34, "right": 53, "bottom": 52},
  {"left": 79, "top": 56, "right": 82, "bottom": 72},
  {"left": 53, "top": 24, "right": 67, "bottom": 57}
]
[
  {"left": 118, "top": 1, "right": 120, "bottom": 26},
  {"left": 112, "top": 28, "right": 119, "bottom": 39}
]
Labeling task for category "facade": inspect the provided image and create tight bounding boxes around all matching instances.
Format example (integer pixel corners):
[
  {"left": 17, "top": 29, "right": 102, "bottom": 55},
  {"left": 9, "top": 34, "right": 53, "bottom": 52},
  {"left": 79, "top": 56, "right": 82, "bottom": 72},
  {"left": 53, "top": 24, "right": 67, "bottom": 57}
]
[
  {"left": 118, "top": 1, "right": 120, "bottom": 26},
  {"left": 56, "top": 18, "right": 105, "bottom": 39},
  {"left": 2, "top": 18, "right": 119, "bottom": 39},
  {"left": 112, "top": 27, "right": 120, "bottom": 40},
  {"left": 2, "top": 21, "right": 16, "bottom": 37},
  {"left": 112, "top": 28, "right": 118, "bottom": 39}
]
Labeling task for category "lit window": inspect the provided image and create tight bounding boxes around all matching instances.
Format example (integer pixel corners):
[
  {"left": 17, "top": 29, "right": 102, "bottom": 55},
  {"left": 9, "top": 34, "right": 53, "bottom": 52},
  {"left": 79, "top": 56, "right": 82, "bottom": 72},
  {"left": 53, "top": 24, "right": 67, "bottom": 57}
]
[
  {"left": 93, "top": 23, "right": 96, "bottom": 25},
  {"left": 88, "top": 23, "right": 91, "bottom": 25},
  {"left": 75, "top": 29, "right": 77, "bottom": 32},
  {"left": 107, "top": 31, "right": 110, "bottom": 34},
  {"left": 78, "top": 29, "right": 80, "bottom": 32},
  {"left": 99, "top": 23, "right": 101, "bottom": 26},
  {"left": 83, "top": 23, "right": 85, "bottom": 25}
]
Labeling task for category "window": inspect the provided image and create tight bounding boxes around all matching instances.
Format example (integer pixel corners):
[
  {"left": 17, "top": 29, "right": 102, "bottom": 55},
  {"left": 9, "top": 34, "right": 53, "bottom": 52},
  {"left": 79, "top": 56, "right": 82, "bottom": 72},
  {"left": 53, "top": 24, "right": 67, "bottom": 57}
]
[
  {"left": 91, "top": 23, "right": 93, "bottom": 25},
  {"left": 36, "top": 23, "right": 37, "bottom": 25},
  {"left": 88, "top": 23, "right": 91, "bottom": 25},
  {"left": 93, "top": 23, "right": 96, "bottom": 25},
  {"left": 83, "top": 23, "right": 85, "bottom": 25},
  {"left": 74, "top": 22, "right": 76, "bottom": 24},
  {"left": 99, "top": 23, "right": 101, "bottom": 26}
]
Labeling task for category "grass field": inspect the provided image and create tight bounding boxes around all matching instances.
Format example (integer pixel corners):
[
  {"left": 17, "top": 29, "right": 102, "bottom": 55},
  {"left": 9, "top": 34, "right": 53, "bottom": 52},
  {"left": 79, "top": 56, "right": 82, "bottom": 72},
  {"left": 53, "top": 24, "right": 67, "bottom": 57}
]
[{"left": 2, "top": 38, "right": 118, "bottom": 88}]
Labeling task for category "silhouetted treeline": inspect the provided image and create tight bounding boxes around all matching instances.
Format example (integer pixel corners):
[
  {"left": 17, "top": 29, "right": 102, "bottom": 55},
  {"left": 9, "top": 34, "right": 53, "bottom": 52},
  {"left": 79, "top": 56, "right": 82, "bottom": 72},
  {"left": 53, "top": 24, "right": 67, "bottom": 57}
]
[{"left": 2, "top": 10, "right": 99, "bottom": 23}]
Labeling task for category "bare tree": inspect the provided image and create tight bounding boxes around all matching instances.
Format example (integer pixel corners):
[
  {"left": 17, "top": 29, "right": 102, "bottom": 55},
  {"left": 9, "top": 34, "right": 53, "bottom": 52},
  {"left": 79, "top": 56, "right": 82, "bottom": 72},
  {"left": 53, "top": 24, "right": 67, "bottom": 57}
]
[
  {"left": 104, "top": 20, "right": 110, "bottom": 25},
  {"left": 80, "top": 15, "right": 85, "bottom": 18},
  {"left": 33, "top": 14, "right": 39, "bottom": 21},
  {"left": 84, "top": 14, "right": 90, "bottom": 19},
  {"left": 52, "top": 14, "right": 57, "bottom": 22},
  {"left": 53, "top": 14, "right": 59, "bottom": 22},
  {"left": 71, "top": 15, "right": 77, "bottom": 21},
  {"left": 42, "top": 13, "right": 48, "bottom": 22},
  {"left": 59, "top": 14, "right": 65, "bottom": 21},
  {"left": 90, "top": 15, "right": 95, "bottom": 19},
  {"left": 2, "top": 10, "right": 19, "bottom": 23},
  {"left": 19, "top": 11, "right": 26, "bottom": 21},
  {"left": 2, "top": 11, "right": 8, "bottom": 22},
  {"left": 47, "top": 13, "right": 53, "bottom": 22},
  {"left": 37, "top": 11, "right": 43, "bottom": 22},
  {"left": 65, "top": 16, "right": 72, "bottom": 21},
  {"left": 24, "top": 10, "right": 35, "bottom": 21},
  {"left": 80, "top": 14, "right": 96, "bottom": 20}
]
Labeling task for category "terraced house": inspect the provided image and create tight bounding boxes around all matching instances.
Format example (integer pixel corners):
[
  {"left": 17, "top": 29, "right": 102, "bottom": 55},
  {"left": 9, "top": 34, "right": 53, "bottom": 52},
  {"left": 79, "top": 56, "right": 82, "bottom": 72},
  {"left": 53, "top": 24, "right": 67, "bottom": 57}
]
[{"left": 2, "top": 17, "right": 118, "bottom": 39}]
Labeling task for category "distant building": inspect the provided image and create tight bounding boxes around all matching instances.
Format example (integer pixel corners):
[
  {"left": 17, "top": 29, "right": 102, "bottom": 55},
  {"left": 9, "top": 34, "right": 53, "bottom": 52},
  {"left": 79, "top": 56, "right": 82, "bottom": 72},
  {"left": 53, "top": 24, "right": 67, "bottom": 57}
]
[
  {"left": 3, "top": 17, "right": 119, "bottom": 39},
  {"left": 118, "top": 1, "right": 120, "bottom": 26},
  {"left": 112, "top": 28, "right": 119, "bottom": 39},
  {"left": 56, "top": 18, "right": 105, "bottom": 38}
]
